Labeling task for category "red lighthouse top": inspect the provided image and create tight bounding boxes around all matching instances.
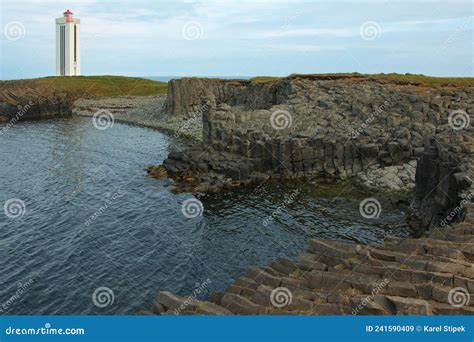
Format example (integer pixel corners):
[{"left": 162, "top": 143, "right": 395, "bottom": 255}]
[{"left": 63, "top": 9, "right": 73, "bottom": 22}]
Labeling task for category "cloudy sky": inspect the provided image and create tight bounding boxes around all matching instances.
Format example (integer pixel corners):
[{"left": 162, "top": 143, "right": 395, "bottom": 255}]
[{"left": 0, "top": 0, "right": 472, "bottom": 79}]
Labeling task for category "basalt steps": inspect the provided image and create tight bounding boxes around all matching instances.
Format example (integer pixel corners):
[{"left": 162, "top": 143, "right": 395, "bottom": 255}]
[{"left": 152, "top": 204, "right": 474, "bottom": 315}]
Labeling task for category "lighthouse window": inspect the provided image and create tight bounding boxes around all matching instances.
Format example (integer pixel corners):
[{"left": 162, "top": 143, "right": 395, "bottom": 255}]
[
  {"left": 60, "top": 25, "right": 65, "bottom": 75},
  {"left": 74, "top": 25, "right": 77, "bottom": 62}
]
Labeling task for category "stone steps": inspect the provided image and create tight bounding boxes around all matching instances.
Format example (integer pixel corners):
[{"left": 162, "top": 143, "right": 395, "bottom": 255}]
[
  {"left": 303, "top": 240, "right": 473, "bottom": 284},
  {"left": 152, "top": 223, "right": 474, "bottom": 316}
]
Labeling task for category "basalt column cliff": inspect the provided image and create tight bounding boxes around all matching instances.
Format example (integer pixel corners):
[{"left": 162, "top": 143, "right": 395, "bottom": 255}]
[
  {"left": 156, "top": 75, "right": 473, "bottom": 229},
  {"left": 150, "top": 75, "right": 473, "bottom": 315}
]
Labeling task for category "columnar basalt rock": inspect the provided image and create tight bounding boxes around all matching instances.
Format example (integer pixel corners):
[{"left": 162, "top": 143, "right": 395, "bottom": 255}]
[
  {"left": 153, "top": 75, "right": 473, "bottom": 315},
  {"left": 408, "top": 129, "right": 473, "bottom": 231},
  {"left": 160, "top": 75, "right": 473, "bottom": 208},
  {"left": 164, "top": 77, "right": 293, "bottom": 118}
]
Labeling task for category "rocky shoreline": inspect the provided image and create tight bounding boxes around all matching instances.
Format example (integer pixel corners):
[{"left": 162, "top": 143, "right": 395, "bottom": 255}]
[
  {"left": 155, "top": 76, "right": 472, "bottom": 216},
  {"left": 73, "top": 95, "right": 203, "bottom": 141},
  {"left": 149, "top": 142, "right": 474, "bottom": 315},
  {"left": 0, "top": 80, "right": 73, "bottom": 124},
  {"left": 149, "top": 75, "right": 473, "bottom": 315},
  {"left": 1, "top": 74, "right": 473, "bottom": 315}
]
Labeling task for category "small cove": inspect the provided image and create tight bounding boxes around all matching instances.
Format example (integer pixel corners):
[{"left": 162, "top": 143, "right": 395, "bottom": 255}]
[{"left": 0, "top": 116, "right": 413, "bottom": 314}]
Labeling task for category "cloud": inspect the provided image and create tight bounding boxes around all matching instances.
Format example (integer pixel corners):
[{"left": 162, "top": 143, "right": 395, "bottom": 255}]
[
  {"left": 1, "top": 0, "right": 472, "bottom": 79},
  {"left": 253, "top": 28, "right": 355, "bottom": 39},
  {"left": 251, "top": 17, "right": 472, "bottom": 40},
  {"left": 266, "top": 44, "right": 346, "bottom": 52}
]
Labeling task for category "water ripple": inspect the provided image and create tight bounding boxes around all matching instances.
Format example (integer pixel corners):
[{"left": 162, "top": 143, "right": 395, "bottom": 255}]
[{"left": 0, "top": 117, "right": 412, "bottom": 315}]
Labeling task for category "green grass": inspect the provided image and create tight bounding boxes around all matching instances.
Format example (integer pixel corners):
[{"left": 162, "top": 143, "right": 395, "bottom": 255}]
[
  {"left": 369, "top": 73, "right": 474, "bottom": 87},
  {"left": 13, "top": 75, "right": 168, "bottom": 97},
  {"left": 249, "top": 76, "right": 281, "bottom": 83},
  {"left": 250, "top": 72, "right": 474, "bottom": 87},
  {"left": 37, "top": 75, "right": 168, "bottom": 96}
]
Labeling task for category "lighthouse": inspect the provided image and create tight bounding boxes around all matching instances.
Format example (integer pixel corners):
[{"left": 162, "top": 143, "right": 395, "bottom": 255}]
[{"left": 55, "top": 10, "right": 81, "bottom": 76}]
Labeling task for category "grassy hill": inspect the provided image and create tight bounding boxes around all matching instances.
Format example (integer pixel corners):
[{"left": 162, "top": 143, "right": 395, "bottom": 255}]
[
  {"left": 31, "top": 75, "right": 168, "bottom": 96},
  {"left": 0, "top": 76, "right": 169, "bottom": 122},
  {"left": 0, "top": 76, "right": 168, "bottom": 104}
]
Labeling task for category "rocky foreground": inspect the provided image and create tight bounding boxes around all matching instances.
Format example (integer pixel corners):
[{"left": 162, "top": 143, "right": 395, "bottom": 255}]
[
  {"left": 150, "top": 74, "right": 473, "bottom": 315},
  {"left": 156, "top": 132, "right": 474, "bottom": 316},
  {"left": 153, "top": 206, "right": 474, "bottom": 315}
]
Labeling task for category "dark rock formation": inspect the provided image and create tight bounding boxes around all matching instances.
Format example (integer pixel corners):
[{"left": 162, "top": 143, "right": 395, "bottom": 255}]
[
  {"left": 1, "top": 76, "right": 166, "bottom": 125},
  {"left": 152, "top": 206, "right": 474, "bottom": 315},
  {"left": 408, "top": 129, "right": 473, "bottom": 230},
  {"left": 164, "top": 77, "right": 292, "bottom": 118},
  {"left": 0, "top": 81, "right": 74, "bottom": 124},
  {"left": 159, "top": 76, "right": 473, "bottom": 209}
]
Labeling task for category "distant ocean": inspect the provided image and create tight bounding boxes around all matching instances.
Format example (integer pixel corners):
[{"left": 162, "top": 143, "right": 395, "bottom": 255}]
[{"left": 145, "top": 76, "right": 252, "bottom": 82}]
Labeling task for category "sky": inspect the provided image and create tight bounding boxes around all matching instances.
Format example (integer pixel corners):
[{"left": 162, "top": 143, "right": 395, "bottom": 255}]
[{"left": 0, "top": 0, "right": 473, "bottom": 80}]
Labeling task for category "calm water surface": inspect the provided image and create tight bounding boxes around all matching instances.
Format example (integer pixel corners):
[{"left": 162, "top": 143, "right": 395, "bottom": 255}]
[{"left": 0, "top": 117, "right": 413, "bottom": 314}]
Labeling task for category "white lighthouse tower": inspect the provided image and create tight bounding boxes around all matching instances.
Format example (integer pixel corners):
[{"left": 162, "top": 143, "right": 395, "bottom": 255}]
[{"left": 55, "top": 10, "right": 81, "bottom": 76}]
